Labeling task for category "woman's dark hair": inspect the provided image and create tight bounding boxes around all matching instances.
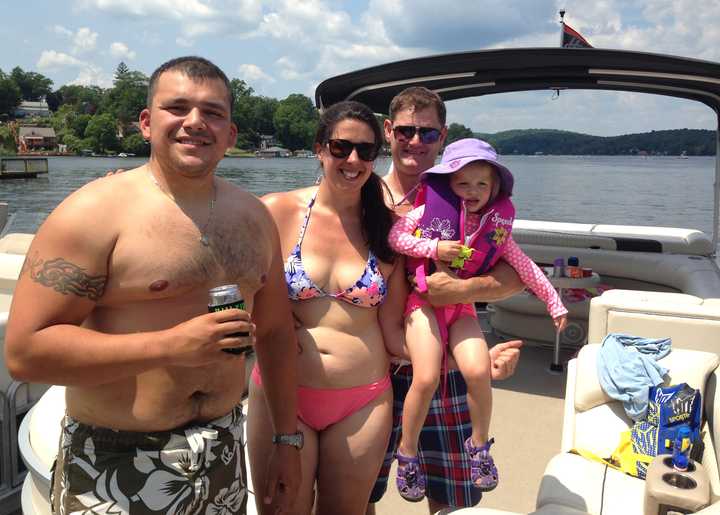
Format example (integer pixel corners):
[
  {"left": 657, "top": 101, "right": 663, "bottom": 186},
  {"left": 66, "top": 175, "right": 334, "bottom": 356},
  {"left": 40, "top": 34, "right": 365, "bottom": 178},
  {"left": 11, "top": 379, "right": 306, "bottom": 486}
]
[{"left": 315, "top": 101, "right": 395, "bottom": 263}]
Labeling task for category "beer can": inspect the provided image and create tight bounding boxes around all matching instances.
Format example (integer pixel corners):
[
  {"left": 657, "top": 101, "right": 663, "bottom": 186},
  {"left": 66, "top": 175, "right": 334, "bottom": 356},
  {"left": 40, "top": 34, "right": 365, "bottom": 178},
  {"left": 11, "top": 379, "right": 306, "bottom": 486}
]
[{"left": 208, "top": 284, "right": 252, "bottom": 355}]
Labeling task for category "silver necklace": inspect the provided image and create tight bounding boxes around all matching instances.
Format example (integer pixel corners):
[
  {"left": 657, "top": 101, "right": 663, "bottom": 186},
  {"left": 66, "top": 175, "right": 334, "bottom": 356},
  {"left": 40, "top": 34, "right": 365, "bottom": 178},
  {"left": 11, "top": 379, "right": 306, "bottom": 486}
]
[{"left": 149, "top": 171, "right": 216, "bottom": 246}]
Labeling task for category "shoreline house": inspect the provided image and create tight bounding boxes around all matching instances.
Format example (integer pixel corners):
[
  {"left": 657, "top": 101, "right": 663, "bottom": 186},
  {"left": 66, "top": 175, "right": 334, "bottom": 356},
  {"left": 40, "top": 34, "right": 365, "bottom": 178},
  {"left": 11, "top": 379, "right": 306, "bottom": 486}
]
[
  {"left": 18, "top": 127, "right": 57, "bottom": 153},
  {"left": 14, "top": 100, "right": 51, "bottom": 119}
]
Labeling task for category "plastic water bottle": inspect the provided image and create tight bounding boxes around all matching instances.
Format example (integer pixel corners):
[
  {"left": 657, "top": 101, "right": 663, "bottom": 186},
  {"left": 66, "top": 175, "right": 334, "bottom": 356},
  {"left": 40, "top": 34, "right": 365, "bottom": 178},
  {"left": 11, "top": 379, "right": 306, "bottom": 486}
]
[{"left": 672, "top": 426, "right": 692, "bottom": 471}]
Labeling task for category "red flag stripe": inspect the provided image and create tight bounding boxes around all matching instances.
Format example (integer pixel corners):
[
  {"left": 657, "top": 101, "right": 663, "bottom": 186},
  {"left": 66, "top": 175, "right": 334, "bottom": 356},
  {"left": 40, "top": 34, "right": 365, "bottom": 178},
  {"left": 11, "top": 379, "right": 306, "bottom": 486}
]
[{"left": 563, "top": 23, "right": 593, "bottom": 47}]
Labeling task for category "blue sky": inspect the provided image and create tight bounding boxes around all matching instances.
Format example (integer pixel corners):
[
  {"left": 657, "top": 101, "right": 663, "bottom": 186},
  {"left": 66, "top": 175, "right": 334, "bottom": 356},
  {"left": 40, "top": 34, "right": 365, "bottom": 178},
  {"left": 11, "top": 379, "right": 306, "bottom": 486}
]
[{"left": 2, "top": 0, "right": 719, "bottom": 136}]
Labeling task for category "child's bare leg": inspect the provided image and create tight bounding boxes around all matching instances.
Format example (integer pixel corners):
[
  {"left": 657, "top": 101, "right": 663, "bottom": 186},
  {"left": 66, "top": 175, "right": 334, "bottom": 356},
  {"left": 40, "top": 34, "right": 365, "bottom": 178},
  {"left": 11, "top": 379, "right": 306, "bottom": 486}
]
[
  {"left": 449, "top": 316, "right": 492, "bottom": 446},
  {"left": 398, "top": 305, "right": 443, "bottom": 457}
]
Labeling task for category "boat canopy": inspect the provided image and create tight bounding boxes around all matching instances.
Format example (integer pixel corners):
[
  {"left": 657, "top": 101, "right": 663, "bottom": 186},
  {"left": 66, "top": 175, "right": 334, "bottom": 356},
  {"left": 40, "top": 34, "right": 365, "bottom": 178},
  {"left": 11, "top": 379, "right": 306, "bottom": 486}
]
[
  {"left": 315, "top": 47, "right": 720, "bottom": 114},
  {"left": 314, "top": 47, "right": 720, "bottom": 253}
]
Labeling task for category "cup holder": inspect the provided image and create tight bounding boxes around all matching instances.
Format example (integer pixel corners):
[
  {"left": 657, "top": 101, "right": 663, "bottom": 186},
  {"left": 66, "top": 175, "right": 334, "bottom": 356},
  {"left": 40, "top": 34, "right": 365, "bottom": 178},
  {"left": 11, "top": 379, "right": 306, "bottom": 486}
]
[
  {"left": 662, "top": 472, "right": 697, "bottom": 489},
  {"left": 662, "top": 456, "right": 696, "bottom": 472}
]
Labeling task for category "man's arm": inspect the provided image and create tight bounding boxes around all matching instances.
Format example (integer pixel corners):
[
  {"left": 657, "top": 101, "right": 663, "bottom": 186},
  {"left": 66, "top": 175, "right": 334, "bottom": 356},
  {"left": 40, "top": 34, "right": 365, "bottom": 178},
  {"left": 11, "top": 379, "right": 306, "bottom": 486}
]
[
  {"left": 250, "top": 205, "right": 300, "bottom": 512},
  {"left": 5, "top": 188, "right": 248, "bottom": 386},
  {"left": 423, "top": 260, "right": 524, "bottom": 307}
]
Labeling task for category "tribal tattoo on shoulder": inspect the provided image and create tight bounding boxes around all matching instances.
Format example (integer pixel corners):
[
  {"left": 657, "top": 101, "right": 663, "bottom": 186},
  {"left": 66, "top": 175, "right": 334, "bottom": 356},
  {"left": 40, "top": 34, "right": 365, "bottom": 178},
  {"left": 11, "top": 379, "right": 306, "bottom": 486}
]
[{"left": 22, "top": 251, "right": 107, "bottom": 301}]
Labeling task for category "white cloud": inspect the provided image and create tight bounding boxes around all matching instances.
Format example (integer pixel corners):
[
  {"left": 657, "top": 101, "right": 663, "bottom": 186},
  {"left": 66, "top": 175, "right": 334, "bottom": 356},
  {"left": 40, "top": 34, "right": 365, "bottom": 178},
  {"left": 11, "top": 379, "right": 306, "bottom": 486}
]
[
  {"left": 109, "top": 41, "right": 136, "bottom": 60},
  {"left": 72, "top": 27, "right": 98, "bottom": 54},
  {"left": 258, "top": 1, "right": 356, "bottom": 43},
  {"left": 71, "top": 66, "right": 113, "bottom": 88},
  {"left": 37, "top": 50, "right": 86, "bottom": 70},
  {"left": 238, "top": 64, "right": 275, "bottom": 83},
  {"left": 76, "top": 0, "right": 216, "bottom": 18},
  {"left": 53, "top": 25, "right": 73, "bottom": 38},
  {"left": 369, "top": 0, "right": 556, "bottom": 51},
  {"left": 75, "top": 0, "right": 263, "bottom": 39},
  {"left": 175, "top": 36, "right": 194, "bottom": 47},
  {"left": 276, "top": 56, "right": 301, "bottom": 80},
  {"left": 36, "top": 50, "right": 112, "bottom": 88}
]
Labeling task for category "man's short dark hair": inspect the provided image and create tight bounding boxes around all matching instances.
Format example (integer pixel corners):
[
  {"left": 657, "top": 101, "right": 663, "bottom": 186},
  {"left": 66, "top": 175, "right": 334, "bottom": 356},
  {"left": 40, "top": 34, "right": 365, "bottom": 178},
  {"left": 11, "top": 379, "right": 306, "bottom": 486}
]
[
  {"left": 147, "top": 56, "right": 234, "bottom": 111},
  {"left": 389, "top": 86, "right": 446, "bottom": 126}
]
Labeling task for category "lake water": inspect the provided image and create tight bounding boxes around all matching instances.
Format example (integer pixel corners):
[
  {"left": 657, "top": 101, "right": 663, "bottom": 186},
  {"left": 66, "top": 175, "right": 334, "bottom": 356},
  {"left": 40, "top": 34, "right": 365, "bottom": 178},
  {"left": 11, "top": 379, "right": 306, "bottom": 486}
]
[{"left": 1, "top": 155, "right": 716, "bottom": 239}]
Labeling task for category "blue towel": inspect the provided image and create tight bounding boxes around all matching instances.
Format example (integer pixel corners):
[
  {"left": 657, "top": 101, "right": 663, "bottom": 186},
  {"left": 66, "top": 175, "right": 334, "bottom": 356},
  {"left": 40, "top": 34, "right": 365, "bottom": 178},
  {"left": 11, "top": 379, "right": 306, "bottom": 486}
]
[{"left": 596, "top": 333, "right": 671, "bottom": 421}]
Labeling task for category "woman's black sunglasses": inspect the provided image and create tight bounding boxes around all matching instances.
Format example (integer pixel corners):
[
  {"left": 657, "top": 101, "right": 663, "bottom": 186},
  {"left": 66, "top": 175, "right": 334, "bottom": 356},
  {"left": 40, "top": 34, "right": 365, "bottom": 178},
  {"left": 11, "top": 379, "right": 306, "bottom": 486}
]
[
  {"left": 392, "top": 125, "right": 442, "bottom": 144},
  {"left": 327, "top": 139, "right": 379, "bottom": 161}
]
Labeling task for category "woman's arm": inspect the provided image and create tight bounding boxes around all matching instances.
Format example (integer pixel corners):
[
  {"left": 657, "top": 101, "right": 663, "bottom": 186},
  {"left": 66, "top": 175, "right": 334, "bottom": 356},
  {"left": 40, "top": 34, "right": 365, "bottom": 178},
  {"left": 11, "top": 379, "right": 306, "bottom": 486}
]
[{"left": 379, "top": 256, "right": 410, "bottom": 359}]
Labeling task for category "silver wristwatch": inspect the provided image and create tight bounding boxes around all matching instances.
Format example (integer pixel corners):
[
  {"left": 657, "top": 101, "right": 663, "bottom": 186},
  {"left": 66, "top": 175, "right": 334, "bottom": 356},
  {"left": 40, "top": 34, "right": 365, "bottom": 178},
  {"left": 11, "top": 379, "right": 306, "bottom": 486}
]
[{"left": 272, "top": 431, "right": 304, "bottom": 449}]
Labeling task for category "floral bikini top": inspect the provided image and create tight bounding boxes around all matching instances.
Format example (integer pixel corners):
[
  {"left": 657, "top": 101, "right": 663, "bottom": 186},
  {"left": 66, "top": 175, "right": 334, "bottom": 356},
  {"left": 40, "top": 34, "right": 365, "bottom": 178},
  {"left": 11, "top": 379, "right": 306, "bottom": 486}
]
[{"left": 284, "top": 191, "right": 388, "bottom": 307}]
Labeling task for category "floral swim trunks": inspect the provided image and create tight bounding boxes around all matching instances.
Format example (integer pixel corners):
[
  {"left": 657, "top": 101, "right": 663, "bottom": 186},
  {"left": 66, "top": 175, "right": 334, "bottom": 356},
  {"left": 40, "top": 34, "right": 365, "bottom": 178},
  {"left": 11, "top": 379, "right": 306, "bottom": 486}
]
[{"left": 50, "top": 405, "right": 247, "bottom": 515}]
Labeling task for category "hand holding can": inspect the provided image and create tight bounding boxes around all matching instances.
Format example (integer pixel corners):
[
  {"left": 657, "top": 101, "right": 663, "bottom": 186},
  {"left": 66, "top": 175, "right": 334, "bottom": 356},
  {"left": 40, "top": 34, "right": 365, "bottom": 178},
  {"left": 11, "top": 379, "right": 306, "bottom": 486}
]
[{"left": 208, "top": 284, "right": 253, "bottom": 355}]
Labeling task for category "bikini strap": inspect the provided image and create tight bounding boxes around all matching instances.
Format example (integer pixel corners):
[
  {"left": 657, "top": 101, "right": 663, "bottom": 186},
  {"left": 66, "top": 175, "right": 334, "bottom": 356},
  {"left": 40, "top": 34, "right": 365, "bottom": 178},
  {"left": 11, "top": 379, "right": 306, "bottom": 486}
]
[{"left": 296, "top": 189, "right": 319, "bottom": 246}]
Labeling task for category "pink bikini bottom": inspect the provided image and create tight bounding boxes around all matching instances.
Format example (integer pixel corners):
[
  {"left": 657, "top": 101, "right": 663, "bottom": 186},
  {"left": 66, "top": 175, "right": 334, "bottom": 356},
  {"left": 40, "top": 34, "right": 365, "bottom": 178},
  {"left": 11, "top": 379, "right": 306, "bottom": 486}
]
[{"left": 251, "top": 365, "right": 391, "bottom": 431}]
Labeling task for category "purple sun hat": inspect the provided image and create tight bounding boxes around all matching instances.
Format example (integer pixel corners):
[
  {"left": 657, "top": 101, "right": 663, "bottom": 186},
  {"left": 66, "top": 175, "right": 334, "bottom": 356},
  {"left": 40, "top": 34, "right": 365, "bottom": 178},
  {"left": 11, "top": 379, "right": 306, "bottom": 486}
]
[{"left": 421, "top": 138, "right": 514, "bottom": 197}]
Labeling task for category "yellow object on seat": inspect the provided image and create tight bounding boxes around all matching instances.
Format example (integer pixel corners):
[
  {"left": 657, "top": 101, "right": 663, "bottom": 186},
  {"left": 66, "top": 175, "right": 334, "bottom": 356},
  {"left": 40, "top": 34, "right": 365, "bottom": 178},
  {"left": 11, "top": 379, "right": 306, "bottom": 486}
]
[{"left": 571, "top": 430, "right": 653, "bottom": 478}]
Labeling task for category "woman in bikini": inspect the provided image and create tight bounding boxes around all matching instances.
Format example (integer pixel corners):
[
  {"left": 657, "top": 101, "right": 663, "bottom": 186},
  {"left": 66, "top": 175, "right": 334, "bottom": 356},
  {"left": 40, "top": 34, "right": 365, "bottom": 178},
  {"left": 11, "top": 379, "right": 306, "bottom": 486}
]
[{"left": 247, "top": 101, "right": 407, "bottom": 515}]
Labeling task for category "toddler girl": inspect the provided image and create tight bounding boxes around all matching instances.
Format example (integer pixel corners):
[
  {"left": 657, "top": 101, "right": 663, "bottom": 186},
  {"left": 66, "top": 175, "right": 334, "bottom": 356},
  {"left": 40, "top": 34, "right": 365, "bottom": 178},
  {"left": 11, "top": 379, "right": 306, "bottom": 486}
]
[{"left": 389, "top": 138, "right": 568, "bottom": 501}]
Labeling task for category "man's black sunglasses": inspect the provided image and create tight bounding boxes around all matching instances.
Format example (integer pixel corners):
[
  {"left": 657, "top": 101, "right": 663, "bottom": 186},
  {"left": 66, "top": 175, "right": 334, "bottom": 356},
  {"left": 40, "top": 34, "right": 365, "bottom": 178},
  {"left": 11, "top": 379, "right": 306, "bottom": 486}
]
[
  {"left": 327, "top": 139, "right": 379, "bottom": 161},
  {"left": 392, "top": 125, "right": 442, "bottom": 144}
]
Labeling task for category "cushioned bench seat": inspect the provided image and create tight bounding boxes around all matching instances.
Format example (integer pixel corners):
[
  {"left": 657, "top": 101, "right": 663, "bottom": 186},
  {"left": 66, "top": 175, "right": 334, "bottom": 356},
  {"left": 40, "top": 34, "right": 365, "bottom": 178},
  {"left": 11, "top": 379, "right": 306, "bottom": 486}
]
[
  {"left": 513, "top": 220, "right": 714, "bottom": 256},
  {"left": 489, "top": 221, "right": 720, "bottom": 347}
]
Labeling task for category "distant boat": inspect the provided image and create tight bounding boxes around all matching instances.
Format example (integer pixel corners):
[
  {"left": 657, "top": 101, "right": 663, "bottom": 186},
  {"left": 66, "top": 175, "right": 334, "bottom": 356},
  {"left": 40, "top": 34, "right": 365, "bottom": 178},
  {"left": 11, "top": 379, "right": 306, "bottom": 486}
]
[{"left": 680, "top": 150, "right": 689, "bottom": 159}]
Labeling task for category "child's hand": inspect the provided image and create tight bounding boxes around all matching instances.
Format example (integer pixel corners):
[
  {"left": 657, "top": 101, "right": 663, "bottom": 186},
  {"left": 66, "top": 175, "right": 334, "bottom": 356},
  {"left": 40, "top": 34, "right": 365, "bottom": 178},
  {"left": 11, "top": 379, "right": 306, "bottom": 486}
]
[
  {"left": 437, "top": 240, "right": 465, "bottom": 262},
  {"left": 553, "top": 315, "right": 568, "bottom": 332}
]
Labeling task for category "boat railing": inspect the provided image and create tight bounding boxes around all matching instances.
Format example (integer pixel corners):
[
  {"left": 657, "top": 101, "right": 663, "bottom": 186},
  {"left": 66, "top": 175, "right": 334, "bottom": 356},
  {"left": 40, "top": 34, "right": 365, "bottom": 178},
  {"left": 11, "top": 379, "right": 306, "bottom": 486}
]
[{"left": 0, "top": 381, "right": 28, "bottom": 515}]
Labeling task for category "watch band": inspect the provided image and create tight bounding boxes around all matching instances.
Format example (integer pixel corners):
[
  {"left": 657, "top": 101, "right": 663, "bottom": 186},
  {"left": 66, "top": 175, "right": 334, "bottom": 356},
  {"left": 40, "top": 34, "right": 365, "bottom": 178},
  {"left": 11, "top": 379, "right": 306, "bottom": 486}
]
[{"left": 272, "top": 431, "right": 304, "bottom": 449}]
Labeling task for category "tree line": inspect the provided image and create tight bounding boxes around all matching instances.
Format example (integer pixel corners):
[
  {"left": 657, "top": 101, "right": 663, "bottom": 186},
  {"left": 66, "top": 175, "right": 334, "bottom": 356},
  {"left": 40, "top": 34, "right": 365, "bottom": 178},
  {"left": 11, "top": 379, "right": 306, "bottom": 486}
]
[
  {"left": 0, "top": 63, "right": 319, "bottom": 155},
  {"left": 446, "top": 123, "right": 716, "bottom": 156},
  {"left": 1, "top": 63, "right": 713, "bottom": 157}
]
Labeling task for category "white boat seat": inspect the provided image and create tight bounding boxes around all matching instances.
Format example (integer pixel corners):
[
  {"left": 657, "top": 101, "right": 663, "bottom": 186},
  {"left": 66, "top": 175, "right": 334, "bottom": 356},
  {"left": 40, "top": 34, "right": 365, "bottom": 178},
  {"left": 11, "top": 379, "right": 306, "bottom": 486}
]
[
  {"left": 588, "top": 290, "right": 720, "bottom": 354},
  {"left": 0, "top": 233, "right": 34, "bottom": 256},
  {"left": 539, "top": 290, "right": 720, "bottom": 515},
  {"left": 0, "top": 253, "right": 25, "bottom": 292},
  {"left": 513, "top": 220, "right": 714, "bottom": 256}
]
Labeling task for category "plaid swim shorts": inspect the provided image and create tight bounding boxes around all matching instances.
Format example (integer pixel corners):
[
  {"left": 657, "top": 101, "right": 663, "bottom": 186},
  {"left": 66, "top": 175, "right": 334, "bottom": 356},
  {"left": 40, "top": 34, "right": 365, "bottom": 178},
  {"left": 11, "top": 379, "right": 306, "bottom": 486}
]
[
  {"left": 51, "top": 406, "right": 247, "bottom": 515},
  {"left": 368, "top": 365, "right": 482, "bottom": 507}
]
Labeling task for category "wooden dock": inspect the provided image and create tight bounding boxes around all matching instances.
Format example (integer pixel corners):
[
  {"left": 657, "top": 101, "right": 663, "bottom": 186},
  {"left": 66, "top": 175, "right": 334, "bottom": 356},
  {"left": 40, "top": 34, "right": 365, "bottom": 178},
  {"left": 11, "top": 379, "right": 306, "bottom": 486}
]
[{"left": 0, "top": 157, "right": 48, "bottom": 179}]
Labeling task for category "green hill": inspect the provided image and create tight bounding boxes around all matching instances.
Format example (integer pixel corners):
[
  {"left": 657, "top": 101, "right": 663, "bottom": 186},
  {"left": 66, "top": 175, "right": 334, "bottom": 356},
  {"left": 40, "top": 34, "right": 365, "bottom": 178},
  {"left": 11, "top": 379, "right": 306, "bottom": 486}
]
[{"left": 471, "top": 128, "right": 715, "bottom": 156}]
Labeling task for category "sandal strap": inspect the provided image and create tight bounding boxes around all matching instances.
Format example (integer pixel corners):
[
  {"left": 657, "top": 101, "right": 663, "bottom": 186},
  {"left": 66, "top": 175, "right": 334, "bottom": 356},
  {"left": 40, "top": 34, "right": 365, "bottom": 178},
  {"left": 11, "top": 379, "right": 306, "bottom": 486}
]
[{"left": 396, "top": 451, "right": 421, "bottom": 466}]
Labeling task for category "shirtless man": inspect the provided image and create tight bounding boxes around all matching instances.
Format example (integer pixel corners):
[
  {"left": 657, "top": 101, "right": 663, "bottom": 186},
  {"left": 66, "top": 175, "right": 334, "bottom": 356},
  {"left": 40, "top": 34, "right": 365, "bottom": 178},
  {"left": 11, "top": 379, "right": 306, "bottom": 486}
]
[
  {"left": 369, "top": 87, "right": 524, "bottom": 513},
  {"left": 5, "top": 56, "right": 299, "bottom": 515}
]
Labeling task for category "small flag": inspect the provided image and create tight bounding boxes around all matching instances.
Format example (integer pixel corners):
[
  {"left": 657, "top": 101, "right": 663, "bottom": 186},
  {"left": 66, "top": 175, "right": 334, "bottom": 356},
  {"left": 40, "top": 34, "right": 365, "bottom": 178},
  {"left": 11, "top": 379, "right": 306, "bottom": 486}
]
[{"left": 562, "top": 23, "right": 593, "bottom": 48}]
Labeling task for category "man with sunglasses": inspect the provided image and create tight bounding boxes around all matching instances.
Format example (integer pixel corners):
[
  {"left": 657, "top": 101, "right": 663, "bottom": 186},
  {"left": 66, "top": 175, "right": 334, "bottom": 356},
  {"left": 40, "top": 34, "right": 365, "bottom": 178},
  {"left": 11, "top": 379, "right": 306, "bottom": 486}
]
[{"left": 368, "top": 86, "right": 525, "bottom": 513}]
